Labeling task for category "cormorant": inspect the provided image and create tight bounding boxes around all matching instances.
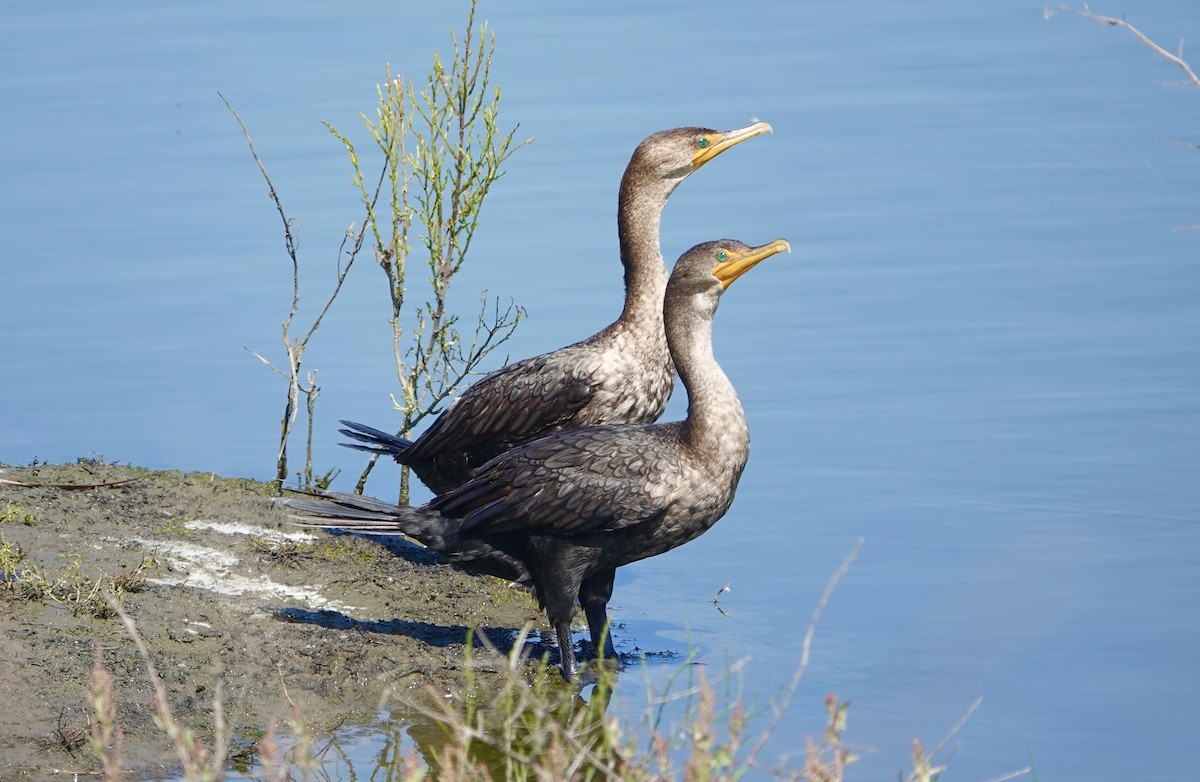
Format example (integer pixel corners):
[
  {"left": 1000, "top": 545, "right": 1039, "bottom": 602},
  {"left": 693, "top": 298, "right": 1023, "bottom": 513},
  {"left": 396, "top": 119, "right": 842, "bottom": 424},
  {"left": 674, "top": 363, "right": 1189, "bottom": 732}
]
[
  {"left": 283, "top": 238, "right": 790, "bottom": 679},
  {"left": 340, "top": 123, "right": 772, "bottom": 495}
]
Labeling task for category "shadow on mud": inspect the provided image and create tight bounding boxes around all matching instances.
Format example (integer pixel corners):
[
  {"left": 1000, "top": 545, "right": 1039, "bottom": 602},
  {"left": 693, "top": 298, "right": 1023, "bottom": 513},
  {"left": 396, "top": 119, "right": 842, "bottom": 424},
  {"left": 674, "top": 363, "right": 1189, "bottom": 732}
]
[{"left": 271, "top": 606, "right": 520, "bottom": 651}]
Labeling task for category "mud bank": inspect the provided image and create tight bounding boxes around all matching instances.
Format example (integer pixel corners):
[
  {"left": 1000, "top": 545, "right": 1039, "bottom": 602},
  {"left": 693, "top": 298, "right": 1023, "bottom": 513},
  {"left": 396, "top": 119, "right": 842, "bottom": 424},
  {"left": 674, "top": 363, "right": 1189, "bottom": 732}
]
[{"left": 0, "top": 460, "right": 543, "bottom": 779}]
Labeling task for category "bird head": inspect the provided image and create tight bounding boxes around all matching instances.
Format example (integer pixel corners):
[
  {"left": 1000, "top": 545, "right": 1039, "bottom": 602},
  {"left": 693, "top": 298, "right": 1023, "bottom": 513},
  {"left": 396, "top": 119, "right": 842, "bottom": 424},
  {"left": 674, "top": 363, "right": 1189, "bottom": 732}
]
[
  {"left": 628, "top": 121, "right": 773, "bottom": 185},
  {"left": 671, "top": 238, "right": 791, "bottom": 295}
]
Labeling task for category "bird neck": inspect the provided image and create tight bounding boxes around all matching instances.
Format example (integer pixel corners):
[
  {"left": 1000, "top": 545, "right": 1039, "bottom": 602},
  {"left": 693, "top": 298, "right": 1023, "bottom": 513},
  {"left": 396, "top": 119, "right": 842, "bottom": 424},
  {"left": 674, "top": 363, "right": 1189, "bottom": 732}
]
[
  {"left": 667, "top": 293, "right": 747, "bottom": 449},
  {"left": 615, "top": 171, "right": 676, "bottom": 330}
]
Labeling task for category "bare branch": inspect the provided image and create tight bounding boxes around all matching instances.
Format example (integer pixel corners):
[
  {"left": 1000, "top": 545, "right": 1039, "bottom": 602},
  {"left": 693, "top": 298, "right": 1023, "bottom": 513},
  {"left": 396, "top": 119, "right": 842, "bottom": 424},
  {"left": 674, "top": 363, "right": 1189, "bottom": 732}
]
[
  {"left": 218, "top": 91, "right": 301, "bottom": 331},
  {"left": 243, "top": 347, "right": 290, "bottom": 380},
  {"left": 1047, "top": 7, "right": 1200, "bottom": 232},
  {"left": 226, "top": 88, "right": 386, "bottom": 489},
  {"left": 1046, "top": 5, "right": 1200, "bottom": 87}
]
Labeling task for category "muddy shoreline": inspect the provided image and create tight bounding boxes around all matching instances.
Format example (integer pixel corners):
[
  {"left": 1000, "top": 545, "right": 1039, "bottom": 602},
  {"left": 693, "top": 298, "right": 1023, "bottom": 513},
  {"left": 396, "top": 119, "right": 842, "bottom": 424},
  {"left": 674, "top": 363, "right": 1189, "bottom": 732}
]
[{"left": 0, "top": 460, "right": 545, "bottom": 779}]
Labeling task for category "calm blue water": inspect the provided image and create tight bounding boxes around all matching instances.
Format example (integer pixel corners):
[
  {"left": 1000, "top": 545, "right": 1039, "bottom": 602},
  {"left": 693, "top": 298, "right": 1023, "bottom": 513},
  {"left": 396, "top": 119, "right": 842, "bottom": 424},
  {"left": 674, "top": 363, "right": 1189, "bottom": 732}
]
[{"left": 3, "top": 1, "right": 1199, "bottom": 779}]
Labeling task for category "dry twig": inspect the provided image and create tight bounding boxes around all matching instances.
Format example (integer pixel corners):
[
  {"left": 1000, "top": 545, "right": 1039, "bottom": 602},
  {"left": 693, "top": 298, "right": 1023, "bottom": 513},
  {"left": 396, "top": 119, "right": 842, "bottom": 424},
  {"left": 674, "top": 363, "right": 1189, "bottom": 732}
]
[
  {"left": 220, "top": 91, "right": 375, "bottom": 491},
  {"left": 0, "top": 476, "right": 144, "bottom": 490},
  {"left": 1046, "top": 5, "right": 1200, "bottom": 88},
  {"left": 743, "top": 539, "right": 862, "bottom": 771}
]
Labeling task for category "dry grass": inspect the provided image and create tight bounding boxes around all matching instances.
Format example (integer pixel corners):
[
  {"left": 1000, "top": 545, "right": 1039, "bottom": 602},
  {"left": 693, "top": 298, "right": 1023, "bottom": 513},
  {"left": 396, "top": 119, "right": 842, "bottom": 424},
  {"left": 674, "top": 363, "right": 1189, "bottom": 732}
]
[
  {"left": 74, "top": 541, "right": 1032, "bottom": 782},
  {"left": 86, "top": 602, "right": 229, "bottom": 782},
  {"left": 0, "top": 534, "right": 154, "bottom": 618}
]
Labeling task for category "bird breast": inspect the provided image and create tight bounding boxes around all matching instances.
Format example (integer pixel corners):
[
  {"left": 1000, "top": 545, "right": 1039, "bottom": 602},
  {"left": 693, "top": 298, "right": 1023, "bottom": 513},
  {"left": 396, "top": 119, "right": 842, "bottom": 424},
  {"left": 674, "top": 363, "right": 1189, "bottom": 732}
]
[{"left": 581, "top": 328, "right": 673, "bottom": 426}]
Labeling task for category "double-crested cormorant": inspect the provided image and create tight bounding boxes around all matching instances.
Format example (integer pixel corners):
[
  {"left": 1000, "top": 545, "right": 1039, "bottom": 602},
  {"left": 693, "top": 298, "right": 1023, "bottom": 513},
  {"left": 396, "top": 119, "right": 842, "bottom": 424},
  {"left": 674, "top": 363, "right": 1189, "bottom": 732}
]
[
  {"left": 340, "top": 122, "right": 772, "bottom": 495},
  {"left": 284, "top": 238, "right": 790, "bottom": 679}
]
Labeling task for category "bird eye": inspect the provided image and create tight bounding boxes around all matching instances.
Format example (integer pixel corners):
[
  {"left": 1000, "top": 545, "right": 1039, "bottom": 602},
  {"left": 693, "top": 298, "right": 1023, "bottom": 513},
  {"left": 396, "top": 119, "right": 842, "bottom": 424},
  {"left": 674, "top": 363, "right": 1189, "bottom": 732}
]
[
  {"left": 716, "top": 251, "right": 729, "bottom": 262},
  {"left": 696, "top": 137, "right": 710, "bottom": 149}
]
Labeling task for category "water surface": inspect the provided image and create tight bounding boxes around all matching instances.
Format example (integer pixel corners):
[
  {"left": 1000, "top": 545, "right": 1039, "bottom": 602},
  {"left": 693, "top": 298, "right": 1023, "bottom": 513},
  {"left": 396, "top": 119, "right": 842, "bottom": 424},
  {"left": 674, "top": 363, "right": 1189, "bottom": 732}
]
[{"left": 3, "top": 1, "right": 1199, "bottom": 779}]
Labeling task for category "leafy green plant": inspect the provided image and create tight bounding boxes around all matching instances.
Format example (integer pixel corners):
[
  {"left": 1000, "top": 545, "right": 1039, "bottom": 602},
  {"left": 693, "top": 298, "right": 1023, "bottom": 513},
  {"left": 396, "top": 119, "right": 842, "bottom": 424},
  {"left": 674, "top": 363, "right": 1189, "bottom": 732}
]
[
  {"left": 0, "top": 536, "right": 23, "bottom": 584},
  {"left": 230, "top": 0, "right": 528, "bottom": 495},
  {"left": 326, "top": 0, "right": 531, "bottom": 501},
  {"left": 1, "top": 500, "right": 35, "bottom": 525}
]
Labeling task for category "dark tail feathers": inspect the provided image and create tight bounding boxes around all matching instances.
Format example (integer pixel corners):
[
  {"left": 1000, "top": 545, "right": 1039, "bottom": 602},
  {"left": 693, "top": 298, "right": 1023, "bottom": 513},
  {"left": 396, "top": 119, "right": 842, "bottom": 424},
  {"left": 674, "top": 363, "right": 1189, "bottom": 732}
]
[
  {"left": 277, "top": 488, "right": 452, "bottom": 549},
  {"left": 338, "top": 419, "right": 414, "bottom": 460}
]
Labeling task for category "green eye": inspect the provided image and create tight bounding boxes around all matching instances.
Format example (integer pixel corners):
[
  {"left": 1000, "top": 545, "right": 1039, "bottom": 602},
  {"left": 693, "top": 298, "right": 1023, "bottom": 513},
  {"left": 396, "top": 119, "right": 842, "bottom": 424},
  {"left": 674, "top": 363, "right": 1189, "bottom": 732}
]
[
  {"left": 716, "top": 251, "right": 729, "bottom": 262},
  {"left": 696, "top": 138, "right": 709, "bottom": 149}
]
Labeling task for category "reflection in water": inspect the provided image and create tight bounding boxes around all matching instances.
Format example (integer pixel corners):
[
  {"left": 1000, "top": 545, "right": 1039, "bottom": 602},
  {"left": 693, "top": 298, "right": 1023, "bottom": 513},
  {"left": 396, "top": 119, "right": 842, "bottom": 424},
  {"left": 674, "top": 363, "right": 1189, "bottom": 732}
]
[
  {"left": 245, "top": 640, "right": 623, "bottom": 781},
  {"left": 245, "top": 650, "right": 827, "bottom": 781},
  {"left": 403, "top": 664, "right": 617, "bottom": 780},
  {"left": 269, "top": 650, "right": 886, "bottom": 781}
]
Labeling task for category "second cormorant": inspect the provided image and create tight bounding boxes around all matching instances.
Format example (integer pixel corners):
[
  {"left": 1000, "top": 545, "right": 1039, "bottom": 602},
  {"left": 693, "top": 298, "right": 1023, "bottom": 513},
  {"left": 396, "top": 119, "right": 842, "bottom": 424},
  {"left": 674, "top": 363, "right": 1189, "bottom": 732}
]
[{"left": 283, "top": 237, "right": 790, "bottom": 679}]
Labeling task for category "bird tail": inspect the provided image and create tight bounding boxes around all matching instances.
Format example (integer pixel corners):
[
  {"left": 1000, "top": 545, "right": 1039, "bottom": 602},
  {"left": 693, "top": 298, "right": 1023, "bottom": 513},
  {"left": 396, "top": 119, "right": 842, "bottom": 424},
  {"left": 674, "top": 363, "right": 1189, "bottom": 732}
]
[
  {"left": 277, "top": 489, "right": 452, "bottom": 548},
  {"left": 338, "top": 419, "right": 414, "bottom": 460}
]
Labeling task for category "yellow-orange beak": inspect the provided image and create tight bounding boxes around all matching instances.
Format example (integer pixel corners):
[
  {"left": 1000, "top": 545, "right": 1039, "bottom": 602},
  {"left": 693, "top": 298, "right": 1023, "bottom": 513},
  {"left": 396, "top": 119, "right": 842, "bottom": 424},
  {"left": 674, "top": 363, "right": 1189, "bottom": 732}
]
[
  {"left": 713, "top": 239, "right": 790, "bottom": 289},
  {"left": 692, "top": 120, "right": 773, "bottom": 169}
]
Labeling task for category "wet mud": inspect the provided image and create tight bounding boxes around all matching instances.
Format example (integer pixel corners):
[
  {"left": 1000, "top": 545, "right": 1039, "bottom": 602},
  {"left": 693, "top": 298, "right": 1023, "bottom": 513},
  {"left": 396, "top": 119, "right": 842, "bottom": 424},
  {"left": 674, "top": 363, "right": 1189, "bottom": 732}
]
[{"left": 0, "top": 460, "right": 544, "bottom": 779}]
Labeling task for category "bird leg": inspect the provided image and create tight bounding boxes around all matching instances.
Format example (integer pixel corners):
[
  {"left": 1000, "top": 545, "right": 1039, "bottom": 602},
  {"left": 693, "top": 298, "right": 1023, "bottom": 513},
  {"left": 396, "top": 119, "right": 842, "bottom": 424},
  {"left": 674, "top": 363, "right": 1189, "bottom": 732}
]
[
  {"left": 541, "top": 579, "right": 580, "bottom": 679},
  {"left": 554, "top": 618, "right": 578, "bottom": 680},
  {"left": 579, "top": 569, "right": 621, "bottom": 666},
  {"left": 532, "top": 541, "right": 591, "bottom": 679}
]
